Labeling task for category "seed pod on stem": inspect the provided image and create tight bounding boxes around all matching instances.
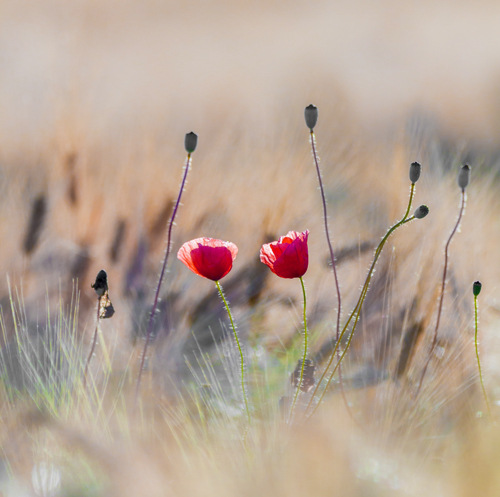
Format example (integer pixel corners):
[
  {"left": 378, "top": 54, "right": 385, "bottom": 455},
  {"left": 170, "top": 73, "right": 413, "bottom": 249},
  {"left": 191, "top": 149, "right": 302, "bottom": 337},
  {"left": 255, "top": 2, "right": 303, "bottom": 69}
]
[
  {"left": 185, "top": 132, "right": 198, "bottom": 154},
  {"left": 409, "top": 162, "right": 421, "bottom": 184},
  {"left": 414, "top": 205, "right": 429, "bottom": 219},
  {"left": 458, "top": 164, "right": 471, "bottom": 190},
  {"left": 304, "top": 104, "right": 318, "bottom": 131}
]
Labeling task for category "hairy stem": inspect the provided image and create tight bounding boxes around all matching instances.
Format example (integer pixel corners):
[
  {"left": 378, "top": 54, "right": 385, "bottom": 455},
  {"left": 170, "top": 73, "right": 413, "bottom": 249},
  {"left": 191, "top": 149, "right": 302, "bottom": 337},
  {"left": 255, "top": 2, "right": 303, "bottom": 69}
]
[
  {"left": 288, "top": 276, "right": 308, "bottom": 423},
  {"left": 309, "top": 130, "right": 357, "bottom": 423},
  {"left": 135, "top": 153, "right": 192, "bottom": 404},
  {"left": 414, "top": 189, "right": 465, "bottom": 399},
  {"left": 474, "top": 294, "right": 491, "bottom": 419},
  {"left": 305, "top": 184, "right": 415, "bottom": 419},
  {"left": 216, "top": 280, "right": 251, "bottom": 425}
]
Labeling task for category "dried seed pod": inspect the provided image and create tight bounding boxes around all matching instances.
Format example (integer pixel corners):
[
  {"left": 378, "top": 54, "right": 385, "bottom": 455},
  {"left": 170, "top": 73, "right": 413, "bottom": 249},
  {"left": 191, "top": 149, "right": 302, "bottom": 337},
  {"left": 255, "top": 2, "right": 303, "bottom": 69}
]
[
  {"left": 91, "top": 270, "right": 109, "bottom": 297},
  {"left": 473, "top": 281, "right": 482, "bottom": 297},
  {"left": 91, "top": 270, "right": 115, "bottom": 319},
  {"left": 414, "top": 205, "right": 429, "bottom": 219},
  {"left": 458, "top": 164, "right": 471, "bottom": 190},
  {"left": 98, "top": 292, "right": 115, "bottom": 319},
  {"left": 409, "top": 162, "right": 421, "bottom": 184},
  {"left": 184, "top": 132, "right": 198, "bottom": 154},
  {"left": 304, "top": 104, "right": 318, "bottom": 131}
]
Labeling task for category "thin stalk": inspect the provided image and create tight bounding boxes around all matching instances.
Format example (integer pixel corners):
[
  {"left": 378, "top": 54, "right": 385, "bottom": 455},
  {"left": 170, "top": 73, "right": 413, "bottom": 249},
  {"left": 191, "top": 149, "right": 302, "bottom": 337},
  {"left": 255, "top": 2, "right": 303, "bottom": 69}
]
[
  {"left": 288, "top": 276, "right": 308, "bottom": 423},
  {"left": 475, "top": 294, "right": 491, "bottom": 420},
  {"left": 83, "top": 299, "right": 101, "bottom": 390},
  {"left": 215, "top": 280, "right": 251, "bottom": 425},
  {"left": 309, "top": 130, "right": 354, "bottom": 423},
  {"left": 304, "top": 185, "right": 415, "bottom": 419},
  {"left": 414, "top": 190, "right": 465, "bottom": 399},
  {"left": 135, "top": 153, "right": 192, "bottom": 404}
]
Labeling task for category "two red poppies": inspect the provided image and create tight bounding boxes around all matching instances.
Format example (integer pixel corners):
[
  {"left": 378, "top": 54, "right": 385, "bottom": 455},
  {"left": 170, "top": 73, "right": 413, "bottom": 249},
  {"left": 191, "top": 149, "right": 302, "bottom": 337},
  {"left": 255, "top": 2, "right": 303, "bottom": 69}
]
[{"left": 177, "top": 230, "right": 309, "bottom": 281}]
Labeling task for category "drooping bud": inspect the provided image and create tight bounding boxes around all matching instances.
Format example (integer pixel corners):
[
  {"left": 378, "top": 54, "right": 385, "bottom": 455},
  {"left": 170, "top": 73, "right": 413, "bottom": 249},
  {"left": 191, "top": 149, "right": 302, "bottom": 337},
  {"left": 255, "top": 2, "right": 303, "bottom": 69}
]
[
  {"left": 91, "top": 269, "right": 108, "bottom": 297},
  {"left": 414, "top": 205, "right": 429, "bottom": 219},
  {"left": 409, "top": 162, "right": 421, "bottom": 184},
  {"left": 184, "top": 132, "right": 198, "bottom": 154},
  {"left": 304, "top": 104, "right": 318, "bottom": 130},
  {"left": 473, "top": 281, "right": 482, "bottom": 297},
  {"left": 458, "top": 164, "right": 471, "bottom": 190}
]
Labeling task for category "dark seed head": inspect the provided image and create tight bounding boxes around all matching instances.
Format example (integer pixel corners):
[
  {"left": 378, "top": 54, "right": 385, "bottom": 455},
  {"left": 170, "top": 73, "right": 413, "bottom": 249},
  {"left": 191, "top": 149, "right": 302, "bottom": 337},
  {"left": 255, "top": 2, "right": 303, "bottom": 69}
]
[
  {"left": 409, "top": 162, "right": 421, "bottom": 184},
  {"left": 91, "top": 269, "right": 108, "bottom": 297},
  {"left": 184, "top": 132, "right": 198, "bottom": 154},
  {"left": 414, "top": 205, "right": 429, "bottom": 219},
  {"left": 304, "top": 104, "right": 318, "bottom": 130},
  {"left": 473, "top": 281, "right": 482, "bottom": 297},
  {"left": 458, "top": 164, "right": 471, "bottom": 190}
]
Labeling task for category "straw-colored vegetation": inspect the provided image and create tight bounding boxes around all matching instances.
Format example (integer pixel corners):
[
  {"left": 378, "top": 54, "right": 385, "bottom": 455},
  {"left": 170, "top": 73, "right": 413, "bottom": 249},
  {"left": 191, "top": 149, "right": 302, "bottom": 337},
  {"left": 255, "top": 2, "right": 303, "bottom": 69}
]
[{"left": 1, "top": 1, "right": 500, "bottom": 495}]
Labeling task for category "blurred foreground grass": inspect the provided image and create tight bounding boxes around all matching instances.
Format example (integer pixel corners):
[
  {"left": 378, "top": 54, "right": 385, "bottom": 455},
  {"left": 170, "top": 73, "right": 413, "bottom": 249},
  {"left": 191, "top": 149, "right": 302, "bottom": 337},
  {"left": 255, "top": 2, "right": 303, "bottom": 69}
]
[{"left": 1, "top": 0, "right": 500, "bottom": 494}]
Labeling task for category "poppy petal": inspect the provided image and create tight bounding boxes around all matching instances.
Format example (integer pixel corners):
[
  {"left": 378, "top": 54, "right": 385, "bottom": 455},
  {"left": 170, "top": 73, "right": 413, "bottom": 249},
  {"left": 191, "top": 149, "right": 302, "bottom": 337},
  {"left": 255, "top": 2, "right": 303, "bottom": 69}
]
[{"left": 178, "top": 238, "right": 238, "bottom": 281}]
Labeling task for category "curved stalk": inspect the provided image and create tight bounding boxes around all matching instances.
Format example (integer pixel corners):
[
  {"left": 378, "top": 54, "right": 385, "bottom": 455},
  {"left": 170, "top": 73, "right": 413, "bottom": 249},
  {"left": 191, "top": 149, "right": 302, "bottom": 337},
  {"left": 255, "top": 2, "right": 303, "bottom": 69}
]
[
  {"left": 135, "top": 153, "right": 192, "bottom": 404},
  {"left": 304, "top": 185, "right": 415, "bottom": 419},
  {"left": 288, "top": 276, "right": 308, "bottom": 423},
  {"left": 216, "top": 280, "right": 251, "bottom": 425},
  {"left": 309, "top": 130, "right": 356, "bottom": 421},
  {"left": 414, "top": 189, "right": 465, "bottom": 398}
]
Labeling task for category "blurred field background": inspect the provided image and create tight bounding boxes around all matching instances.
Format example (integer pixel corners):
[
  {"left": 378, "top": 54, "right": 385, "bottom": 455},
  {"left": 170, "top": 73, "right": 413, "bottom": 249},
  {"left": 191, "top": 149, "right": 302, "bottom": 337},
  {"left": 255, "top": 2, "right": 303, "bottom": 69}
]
[{"left": 1, "top": 0, "right": 500, "bottom": 495}]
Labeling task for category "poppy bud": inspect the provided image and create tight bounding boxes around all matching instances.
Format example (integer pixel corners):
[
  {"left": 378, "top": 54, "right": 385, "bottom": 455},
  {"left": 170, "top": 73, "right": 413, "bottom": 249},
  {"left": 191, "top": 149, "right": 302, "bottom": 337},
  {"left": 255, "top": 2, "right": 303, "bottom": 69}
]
[
  {"left": 458, "top": 165, "right": 470, "bottom": 190},
  {"left": 473, "top": 281, "right": 482, "bottom": 297},
  {"left": 409, "top": 162, "right": 421, "bottom": 184},
  {"left": 304, "top": 104, "right": 318, "bottom": 130},
  {"left": 184, "top": 132, "right": 198, "bottom": 154},
  {"left": 414, "top": 205, "right": 429, "bottom": 219}
]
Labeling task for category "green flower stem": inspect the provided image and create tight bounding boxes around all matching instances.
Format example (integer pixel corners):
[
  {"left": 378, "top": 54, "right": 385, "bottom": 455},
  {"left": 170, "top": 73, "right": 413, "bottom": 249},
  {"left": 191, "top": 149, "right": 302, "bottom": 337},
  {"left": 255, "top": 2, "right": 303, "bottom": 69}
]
[
  {"left": 216, "top": 280, "right": 251, "bottom": 425},
  {"left": 304, "top": 184, "right": 416, "bottom": 420},
  {"left": 475, "top": 294, "right": 492, "bottom": 420},
  {"left": 288, "top": 276, "right": 308, "bottom": 423}
]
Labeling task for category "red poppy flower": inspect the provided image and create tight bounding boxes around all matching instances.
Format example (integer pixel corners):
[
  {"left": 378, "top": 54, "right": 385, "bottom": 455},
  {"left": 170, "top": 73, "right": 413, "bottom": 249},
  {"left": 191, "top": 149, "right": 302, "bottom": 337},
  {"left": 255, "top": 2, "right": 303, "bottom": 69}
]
[
  {"left": 177, "top": 237, "right": 238, "bottom": 281},
  {"left": 260, "top": 230, "right": 309, "bottom": 279}
]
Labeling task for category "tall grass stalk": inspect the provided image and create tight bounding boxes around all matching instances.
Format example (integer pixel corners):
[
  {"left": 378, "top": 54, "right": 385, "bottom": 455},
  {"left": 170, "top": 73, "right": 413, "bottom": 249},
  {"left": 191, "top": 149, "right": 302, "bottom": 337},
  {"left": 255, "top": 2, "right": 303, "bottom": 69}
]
[
  {"left": 0, "top": 280, "right": 88, "bottom": 420},
  {"left": 135, "top": 145, "right": 194, "bottom": 404},
  {"left": 304, "top": 183, "right": 416, "bottom": 420}
]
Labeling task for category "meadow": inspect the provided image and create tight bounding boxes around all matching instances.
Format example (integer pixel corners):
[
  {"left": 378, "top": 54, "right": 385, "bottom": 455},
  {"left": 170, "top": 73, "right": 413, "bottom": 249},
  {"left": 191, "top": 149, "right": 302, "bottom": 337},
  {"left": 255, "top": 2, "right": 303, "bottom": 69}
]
[{"left": 1, "top": 1, "right": 500, "bottom": 495}]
